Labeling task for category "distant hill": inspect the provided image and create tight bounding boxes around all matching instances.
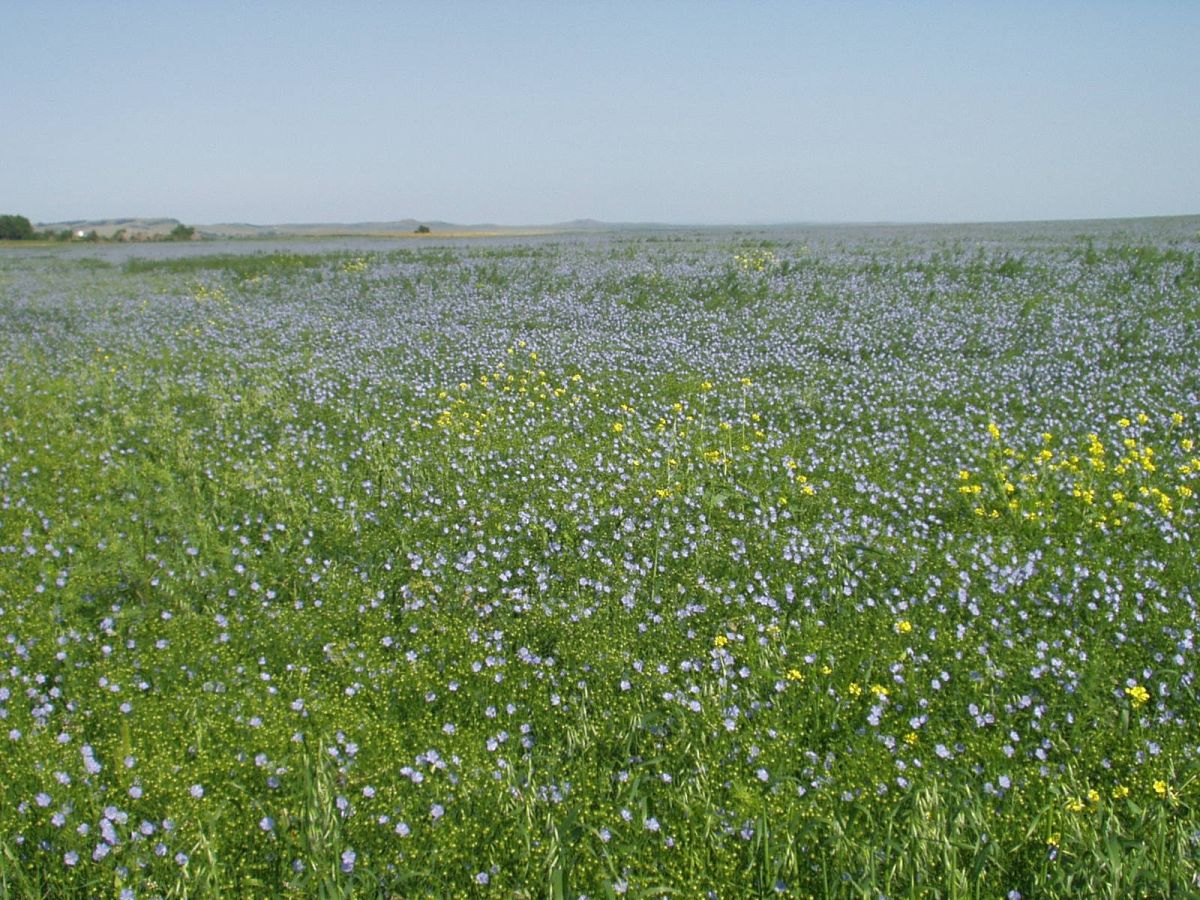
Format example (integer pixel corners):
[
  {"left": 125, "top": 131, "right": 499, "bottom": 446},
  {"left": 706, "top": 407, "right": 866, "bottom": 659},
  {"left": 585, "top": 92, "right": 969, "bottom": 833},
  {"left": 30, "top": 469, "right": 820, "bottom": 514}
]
[
  {"left": 196, "top": 220, "right": 654, "bottom": 238},
  {"left": 32, "top": 217, "right": 667, "bottom": 240},
  {"left": 200, "top": 220, "right": 489, "bottom": 238},
  {"left": 33, "top": 214, "right": 1200, "bottom": 242},
  {"left": 35, "top": 218, "right": 186, "bottom": 239}
]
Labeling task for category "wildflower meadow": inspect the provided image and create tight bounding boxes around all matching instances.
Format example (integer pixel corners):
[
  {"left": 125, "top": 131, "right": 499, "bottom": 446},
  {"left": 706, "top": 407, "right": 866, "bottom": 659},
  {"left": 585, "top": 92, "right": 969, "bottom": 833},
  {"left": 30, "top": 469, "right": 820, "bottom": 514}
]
[{"left": 1, "top": 221, "right": 1198, "bottom": 897}]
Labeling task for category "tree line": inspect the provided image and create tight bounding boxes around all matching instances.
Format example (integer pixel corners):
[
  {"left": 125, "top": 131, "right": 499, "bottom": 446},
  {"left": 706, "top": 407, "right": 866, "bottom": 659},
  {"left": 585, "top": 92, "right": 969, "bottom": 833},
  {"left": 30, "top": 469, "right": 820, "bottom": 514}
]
[
  {"left": 0, "top": 215, "right": 196, "bottom": 242},
  {"left": 0, "top": 214, "right": 35, "bottom": 240}
]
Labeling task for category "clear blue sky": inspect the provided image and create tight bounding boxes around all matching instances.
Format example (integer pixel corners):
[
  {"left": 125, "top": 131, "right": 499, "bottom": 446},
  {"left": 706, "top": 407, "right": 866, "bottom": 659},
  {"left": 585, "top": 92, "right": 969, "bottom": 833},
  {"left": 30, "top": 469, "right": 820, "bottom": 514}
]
[{"left": 3, "top": 1, "right": 1198, "bottom": 225}]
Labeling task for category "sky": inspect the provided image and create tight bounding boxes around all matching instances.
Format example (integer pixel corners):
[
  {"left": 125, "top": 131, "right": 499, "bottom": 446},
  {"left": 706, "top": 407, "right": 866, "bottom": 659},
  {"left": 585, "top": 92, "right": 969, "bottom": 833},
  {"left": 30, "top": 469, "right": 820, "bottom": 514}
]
[{"left": 3, "top": 1, "right": 1199, "bottom": 226}]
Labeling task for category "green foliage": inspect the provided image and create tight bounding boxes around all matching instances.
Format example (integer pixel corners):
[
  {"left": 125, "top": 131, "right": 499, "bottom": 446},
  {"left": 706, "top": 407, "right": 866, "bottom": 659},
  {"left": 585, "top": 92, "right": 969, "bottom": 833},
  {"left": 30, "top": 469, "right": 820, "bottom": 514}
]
[
  {"left": 122, "top": 251, "right": 332, "bottom": 279},
  {"left": 0, "top": 213, "right": 34, "bottom": 240},
  {"left": 168, "top": 223, "right": 196, "bottom": 241}
]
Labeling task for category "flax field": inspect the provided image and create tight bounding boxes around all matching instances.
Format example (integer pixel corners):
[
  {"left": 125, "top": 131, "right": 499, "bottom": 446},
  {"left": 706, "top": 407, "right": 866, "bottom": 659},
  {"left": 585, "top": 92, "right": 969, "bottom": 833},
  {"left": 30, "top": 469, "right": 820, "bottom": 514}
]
[{"left": 1, "top": 222, "right": 1198, "bottom": 897}]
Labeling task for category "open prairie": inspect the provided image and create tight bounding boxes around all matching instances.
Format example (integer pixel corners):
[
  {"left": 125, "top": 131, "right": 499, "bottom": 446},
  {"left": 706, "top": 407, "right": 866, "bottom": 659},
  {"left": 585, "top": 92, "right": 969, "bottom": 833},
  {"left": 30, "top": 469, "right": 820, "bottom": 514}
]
[{"left": 1, "top": 222, "right": 1198, "bottom": 896}]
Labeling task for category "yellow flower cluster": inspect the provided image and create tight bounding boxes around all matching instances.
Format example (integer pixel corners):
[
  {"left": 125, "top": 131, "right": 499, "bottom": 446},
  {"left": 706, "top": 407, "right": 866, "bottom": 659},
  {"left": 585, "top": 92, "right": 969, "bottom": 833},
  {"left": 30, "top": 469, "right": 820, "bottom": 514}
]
[
  {"left": 427, "top": 348, "right": 580, "bottom": 438},
  {"left": 190, "top": 281, "right": 227, "bottom": 304},
  {"left": 958, "top": 415, "right": 1196, "bottom": 528},
  {"left": 733, "top": 250, "right": 779, "bottom": 273},
  {"left": 1066, "top": 789, "right": 1103, "bottom": 814}
]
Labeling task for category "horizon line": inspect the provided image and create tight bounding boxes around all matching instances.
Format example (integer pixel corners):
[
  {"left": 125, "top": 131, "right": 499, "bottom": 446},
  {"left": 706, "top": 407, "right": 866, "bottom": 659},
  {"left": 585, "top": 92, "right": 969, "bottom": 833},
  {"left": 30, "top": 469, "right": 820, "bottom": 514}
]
[{"left": 31, "top": 211, "right": 1200, "bottom": 231}]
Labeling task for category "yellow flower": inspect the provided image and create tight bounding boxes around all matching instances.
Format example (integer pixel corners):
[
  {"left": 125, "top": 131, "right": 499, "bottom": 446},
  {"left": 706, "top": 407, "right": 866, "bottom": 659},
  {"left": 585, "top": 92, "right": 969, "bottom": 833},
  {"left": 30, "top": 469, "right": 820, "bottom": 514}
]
[
  {"left": 848, "top": 682, "right": 862, "bottom": 697},
  {"left": 1125, "top": 684, "right": 1150, "bottom": 707},
  {"left": 904, "top": 731, "right": 918, "bottom": 745},
  {"left": 895, "top": 620, "right": 913, "bottom": 635},
  {"left": 1112, "top": 784, "right": 1130, "bottom": 800},
  {"left": 786, "top": 668, "right": 804, "bottom": 682},
  {"left": 1154, "top": 780, "right": 1169, "bottom": 799},
  {"left": 612, "top": 422, "right": 624, "bottom": 434},
  {"left": 713, "top": 634, "right": 728, "bottom": 648},
  {"left": 870, "top": 683, "right": 889, "bottom": 698}
]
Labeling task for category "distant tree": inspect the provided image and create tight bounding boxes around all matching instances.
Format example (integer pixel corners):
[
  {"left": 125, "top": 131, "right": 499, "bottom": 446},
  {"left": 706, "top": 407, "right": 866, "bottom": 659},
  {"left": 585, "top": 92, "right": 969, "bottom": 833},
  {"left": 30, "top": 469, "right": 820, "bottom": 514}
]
[
  {"left": 168, "top": 223, "right": 196, "bottom": 241},
  {"left": 0, "top": 214, "right": 35, "bottom": 240},
  {"left": 414, "top": 224, "right": 431, "bottom": 234}
]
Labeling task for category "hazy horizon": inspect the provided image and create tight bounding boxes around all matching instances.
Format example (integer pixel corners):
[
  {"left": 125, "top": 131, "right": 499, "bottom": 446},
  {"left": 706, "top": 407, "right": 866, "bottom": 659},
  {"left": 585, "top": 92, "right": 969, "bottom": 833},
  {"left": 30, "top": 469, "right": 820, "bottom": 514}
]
[
  {"left": 27, "top": 212, "right": 1200, "bottom": 231},
  {"left": 4, "top": 2, "right": 1199, "bottom": 226}
]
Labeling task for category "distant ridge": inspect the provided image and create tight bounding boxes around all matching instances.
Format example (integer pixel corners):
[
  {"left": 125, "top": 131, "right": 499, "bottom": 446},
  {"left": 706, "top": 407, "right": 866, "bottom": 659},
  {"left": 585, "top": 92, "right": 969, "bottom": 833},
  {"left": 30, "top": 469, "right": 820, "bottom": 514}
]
[
  {"left": 31, "top": 213, "right": 1200, "bottom": 241},
  {"left": 35, "top": 217, "right": 184, "bottom": 238},
  {"left": 196, "top": 219, "right": 643, "bottom": 237},
  {"left": 32, "top": 216, "right": 685, "bottom": 239}
]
